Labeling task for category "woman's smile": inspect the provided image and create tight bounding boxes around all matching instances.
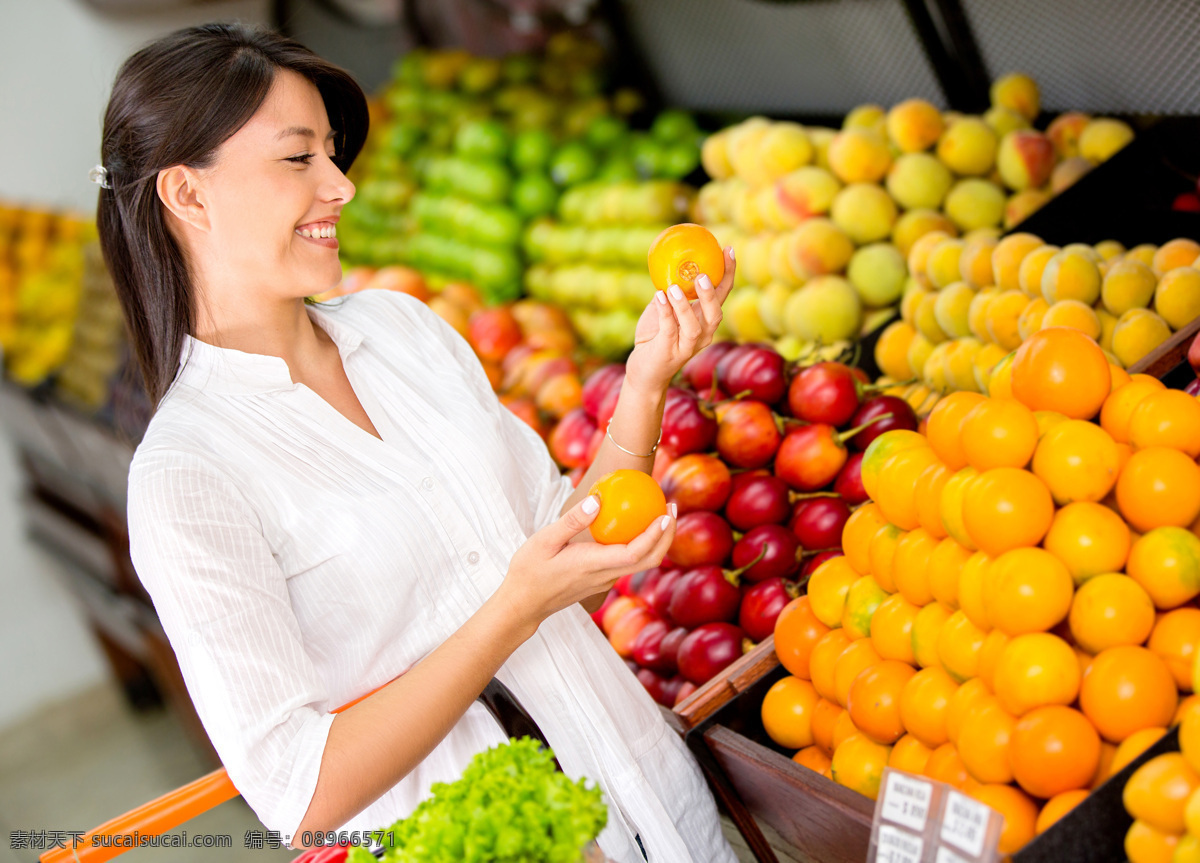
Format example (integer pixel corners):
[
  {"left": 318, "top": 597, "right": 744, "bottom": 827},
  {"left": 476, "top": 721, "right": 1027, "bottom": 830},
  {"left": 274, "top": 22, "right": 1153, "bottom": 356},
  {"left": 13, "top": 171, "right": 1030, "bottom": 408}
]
[{"left": 296, "top": 218, "right": 339, "bottom": 248}]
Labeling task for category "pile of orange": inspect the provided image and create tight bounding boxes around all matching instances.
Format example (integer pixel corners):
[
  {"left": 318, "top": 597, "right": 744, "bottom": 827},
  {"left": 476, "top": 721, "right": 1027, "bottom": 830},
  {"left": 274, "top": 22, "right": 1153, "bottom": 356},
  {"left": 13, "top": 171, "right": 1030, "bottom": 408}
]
[{"left": 767, "top": 327, "right": 1200, "bottom": 857}]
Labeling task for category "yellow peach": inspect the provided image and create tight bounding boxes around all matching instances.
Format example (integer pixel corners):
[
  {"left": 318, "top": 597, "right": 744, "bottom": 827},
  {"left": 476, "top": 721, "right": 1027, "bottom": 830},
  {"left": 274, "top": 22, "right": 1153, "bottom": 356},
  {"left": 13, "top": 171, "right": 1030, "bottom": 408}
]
[
  {"left": 944, "top": 179, "right": 1006, "bottom": 232},
  {"left": 831, "top": 183, "right": 898, "bottom": 245},
  {"left": 827, "top": 129, "right": 893, "bottom": 184},
  {"left": 1079, "top": 119, "right": 1134, "bottom": 163},
  {"left": 893, "top": 210, "right": 957, "bottom": 259},
  {"left": 886, "top": 153, "right": 954, "bottom": 210},
  {"left": 992, "top": 233, "right": 1045, "bottom": 293},
  {"left": 937, "top": 117, "right": 998, "bottom": 176},
  {"left": 886, "top": 98, "right": 945, "bottom": 153},
  {"left": 990, "top": 72, "right": 1041, "bottom": 121},
  {"left": 1046, "top": 111, "right": 1091, "bottom": 158}
]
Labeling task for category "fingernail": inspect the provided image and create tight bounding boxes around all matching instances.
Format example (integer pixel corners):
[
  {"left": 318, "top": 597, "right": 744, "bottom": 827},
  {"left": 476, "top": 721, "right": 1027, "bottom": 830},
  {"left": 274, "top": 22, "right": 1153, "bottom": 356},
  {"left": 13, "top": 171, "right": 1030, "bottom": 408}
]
[
  {"left": 697, "top": 274, "right": 713, "bottom": 292},
  {"left": 656, "top": 290, "right": 667, "bottom": 305},
  {"left": 727, "top": 246, "right": 735, "bottom": 260},
  {"left": 669, "top": 284, "right": 684, "bottom": 301},
  {"left": 668, "top": 502, "right": 678, "bottom": 518},
  {"left": 582, "top": 495, "right": 599, "bottom": 514},
  {"left": 659, "top": 515, "right": 671, "bottom": 530}
]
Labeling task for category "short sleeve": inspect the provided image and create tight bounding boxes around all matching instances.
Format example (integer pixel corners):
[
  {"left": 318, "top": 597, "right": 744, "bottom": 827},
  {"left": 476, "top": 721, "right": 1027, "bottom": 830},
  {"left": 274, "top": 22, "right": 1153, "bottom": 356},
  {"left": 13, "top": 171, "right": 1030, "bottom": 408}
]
[
  {"left": 356, "top": 290, "right": 575, "bottom": 534},
  {"left": 127, "top": 448, "right": 335, "bottom": 841}
]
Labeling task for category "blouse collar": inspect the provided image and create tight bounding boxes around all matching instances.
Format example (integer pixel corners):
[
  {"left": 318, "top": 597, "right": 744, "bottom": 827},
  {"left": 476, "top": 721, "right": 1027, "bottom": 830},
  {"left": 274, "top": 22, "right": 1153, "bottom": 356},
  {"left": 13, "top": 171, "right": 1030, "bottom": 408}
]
[{"left": 173, "top": 301, "right": 365, "bottom": 396}]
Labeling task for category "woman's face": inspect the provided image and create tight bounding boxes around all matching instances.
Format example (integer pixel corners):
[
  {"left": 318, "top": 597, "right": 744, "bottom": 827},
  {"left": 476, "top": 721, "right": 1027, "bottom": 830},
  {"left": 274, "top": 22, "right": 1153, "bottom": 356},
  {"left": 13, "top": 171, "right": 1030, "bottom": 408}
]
[{"left": 194, "top": 69, "right": 355, "bottom": 301}]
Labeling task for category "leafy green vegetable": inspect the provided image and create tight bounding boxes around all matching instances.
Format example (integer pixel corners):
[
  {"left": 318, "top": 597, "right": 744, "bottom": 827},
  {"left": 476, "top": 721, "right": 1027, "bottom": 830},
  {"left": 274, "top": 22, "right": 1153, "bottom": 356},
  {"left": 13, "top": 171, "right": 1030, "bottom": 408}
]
[{"left": 370, "top": 737, "right": 607, "bottom": 862}]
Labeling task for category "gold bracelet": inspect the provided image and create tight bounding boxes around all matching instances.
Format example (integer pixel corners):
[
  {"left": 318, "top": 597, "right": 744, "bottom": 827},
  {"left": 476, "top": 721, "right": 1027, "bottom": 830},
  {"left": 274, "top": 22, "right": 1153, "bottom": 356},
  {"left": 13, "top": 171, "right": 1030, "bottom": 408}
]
[{"left": 606, "top": 421, "right": 662, "bottom": 458}]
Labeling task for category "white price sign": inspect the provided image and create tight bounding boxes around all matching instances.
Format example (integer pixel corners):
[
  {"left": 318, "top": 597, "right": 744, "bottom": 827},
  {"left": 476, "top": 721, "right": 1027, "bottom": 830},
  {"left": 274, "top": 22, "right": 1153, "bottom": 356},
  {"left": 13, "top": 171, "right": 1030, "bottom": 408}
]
[
  {"left": 939, "top": 790, "right": 991, "bottom": 857},
  {"left": 880, "top": 772, "right": 934, "bottom": 833},
  {"left": 876, "top": 825, "right": 925, "bottom": 863}
]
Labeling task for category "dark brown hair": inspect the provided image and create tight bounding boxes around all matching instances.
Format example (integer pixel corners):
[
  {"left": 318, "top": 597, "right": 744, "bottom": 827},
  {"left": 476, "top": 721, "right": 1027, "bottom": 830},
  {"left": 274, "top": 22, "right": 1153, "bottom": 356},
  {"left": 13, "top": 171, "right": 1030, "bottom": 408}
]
[{"left": 97, "top": 23, "right": 368, "bottom": 406}]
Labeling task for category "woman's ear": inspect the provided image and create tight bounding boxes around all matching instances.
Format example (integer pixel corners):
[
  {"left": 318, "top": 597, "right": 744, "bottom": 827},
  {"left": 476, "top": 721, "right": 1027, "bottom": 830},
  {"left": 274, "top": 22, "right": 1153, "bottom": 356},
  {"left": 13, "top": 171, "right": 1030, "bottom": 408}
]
[{"left": 157, "top": 165, "right": 209, "bottom": 232}]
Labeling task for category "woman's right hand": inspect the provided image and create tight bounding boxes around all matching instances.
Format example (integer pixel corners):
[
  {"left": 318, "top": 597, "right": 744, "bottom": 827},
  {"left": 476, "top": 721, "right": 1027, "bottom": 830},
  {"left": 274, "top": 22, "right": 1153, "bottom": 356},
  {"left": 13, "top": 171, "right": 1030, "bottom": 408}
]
[{"left": 498, "top": 496, "right": 677, "bottom": 631}]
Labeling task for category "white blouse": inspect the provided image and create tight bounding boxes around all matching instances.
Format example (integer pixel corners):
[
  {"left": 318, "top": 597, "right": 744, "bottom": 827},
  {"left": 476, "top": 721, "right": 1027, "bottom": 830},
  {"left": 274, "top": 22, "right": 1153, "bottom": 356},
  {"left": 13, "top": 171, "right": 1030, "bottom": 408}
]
[{"left": 126, "top": 289, "right": 736, "bottom": 863}]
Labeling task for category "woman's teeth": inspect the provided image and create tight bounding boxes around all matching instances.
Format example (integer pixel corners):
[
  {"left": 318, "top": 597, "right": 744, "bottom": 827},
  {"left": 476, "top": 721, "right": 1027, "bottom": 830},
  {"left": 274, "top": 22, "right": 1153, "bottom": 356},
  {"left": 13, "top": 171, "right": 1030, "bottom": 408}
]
[{"left": 297, "top": 225, "right": 336, "bottom": 238}]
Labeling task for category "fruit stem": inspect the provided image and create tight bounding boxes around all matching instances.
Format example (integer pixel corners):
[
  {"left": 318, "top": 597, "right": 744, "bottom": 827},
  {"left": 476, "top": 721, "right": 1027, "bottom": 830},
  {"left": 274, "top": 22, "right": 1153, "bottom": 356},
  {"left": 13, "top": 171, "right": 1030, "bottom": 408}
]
[
  {"left": 784, "top": 579, "right": 802, "bottom": 599},
  {"left": 725, "top": 542, "right": 769, "bottom": 586},
  {"left": 787, "top": 490, "right": 841, "bottom": 503},
  {"left": 741, "top": 638, "right": 756, "bottom": 655},
  {"left": 835, "top": 411, "right": 893, "bottom": 444}
]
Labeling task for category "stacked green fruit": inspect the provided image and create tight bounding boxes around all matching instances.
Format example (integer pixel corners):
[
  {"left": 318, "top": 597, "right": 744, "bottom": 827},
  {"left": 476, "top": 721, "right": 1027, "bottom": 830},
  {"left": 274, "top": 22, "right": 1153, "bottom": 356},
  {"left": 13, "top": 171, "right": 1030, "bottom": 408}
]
[
  {"left": 523, "top": 181, "right": 695, "bottom": 358},
  {"left": 338, "top": 36, "right": 704, "bottom": 305}
]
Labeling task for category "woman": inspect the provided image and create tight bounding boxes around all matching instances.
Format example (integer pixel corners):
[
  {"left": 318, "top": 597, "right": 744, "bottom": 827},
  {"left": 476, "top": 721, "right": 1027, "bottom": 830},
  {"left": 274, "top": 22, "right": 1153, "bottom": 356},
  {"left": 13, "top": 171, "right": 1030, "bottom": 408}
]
[{"left": 100, "top": 23, "right": 739, "bottom": 863}]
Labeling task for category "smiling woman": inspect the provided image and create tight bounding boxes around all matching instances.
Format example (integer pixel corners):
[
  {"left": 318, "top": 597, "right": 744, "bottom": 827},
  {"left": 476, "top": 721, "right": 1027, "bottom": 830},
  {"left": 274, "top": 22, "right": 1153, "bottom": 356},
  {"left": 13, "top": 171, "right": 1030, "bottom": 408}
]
[{"left": 100, "top": 23, "right": 738, "bottom": 863}]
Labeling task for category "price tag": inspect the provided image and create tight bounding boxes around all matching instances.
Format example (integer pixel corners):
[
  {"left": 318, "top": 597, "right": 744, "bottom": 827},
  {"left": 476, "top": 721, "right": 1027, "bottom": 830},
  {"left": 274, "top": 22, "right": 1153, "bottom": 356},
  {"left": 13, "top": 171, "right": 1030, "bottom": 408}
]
[
  {"left": 934, "top": 846, "right": 971, "bottom": 863},
  {"left": 875, "top": 825, "right": 925, "bottom": 863},
  {"left": 939, "top": 790, "right": 991, "bottom": 857},
  {"left": 880, "top": 771, "right": 934, "bottom": 833}
]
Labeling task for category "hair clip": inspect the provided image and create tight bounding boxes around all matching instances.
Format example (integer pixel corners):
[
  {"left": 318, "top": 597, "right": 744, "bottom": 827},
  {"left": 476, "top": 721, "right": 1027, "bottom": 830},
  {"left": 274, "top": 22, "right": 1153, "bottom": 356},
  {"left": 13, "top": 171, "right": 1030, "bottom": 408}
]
[{"left": 89, "top": 164, "right": 111, "bottom": 189}]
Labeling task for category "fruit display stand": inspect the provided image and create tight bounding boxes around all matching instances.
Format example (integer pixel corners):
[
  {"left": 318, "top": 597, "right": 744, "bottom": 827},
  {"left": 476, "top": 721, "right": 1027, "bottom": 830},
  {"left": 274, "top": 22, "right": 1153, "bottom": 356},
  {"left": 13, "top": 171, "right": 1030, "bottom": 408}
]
[{"left": 685, "top": 638, "right": 1188, "bottom": 863}]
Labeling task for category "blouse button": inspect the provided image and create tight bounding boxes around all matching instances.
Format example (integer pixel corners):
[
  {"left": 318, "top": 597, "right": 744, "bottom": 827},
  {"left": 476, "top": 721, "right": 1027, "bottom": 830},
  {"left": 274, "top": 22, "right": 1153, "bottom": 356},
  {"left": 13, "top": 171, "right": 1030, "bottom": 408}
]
[
  {"left": 467, "top": 551, "right": 480, "bottom": 565},
  {"left": 421, "top": 477, "right": 434, "bottom": 490}
]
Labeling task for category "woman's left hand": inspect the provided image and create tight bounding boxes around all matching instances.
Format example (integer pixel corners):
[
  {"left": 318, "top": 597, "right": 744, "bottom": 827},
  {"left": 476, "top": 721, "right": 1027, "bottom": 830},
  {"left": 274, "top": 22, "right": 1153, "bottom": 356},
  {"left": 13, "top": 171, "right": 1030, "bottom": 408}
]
[{"left": 624, "top": 246, "right": 737, "bottom": 396}]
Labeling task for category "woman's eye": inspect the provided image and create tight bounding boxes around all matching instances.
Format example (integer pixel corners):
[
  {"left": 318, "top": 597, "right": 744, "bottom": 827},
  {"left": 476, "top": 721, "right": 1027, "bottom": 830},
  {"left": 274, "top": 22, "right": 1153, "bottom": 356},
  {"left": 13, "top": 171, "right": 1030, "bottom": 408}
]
[{"left": 286, "top": 153, "right": 314, "bottom": 164}]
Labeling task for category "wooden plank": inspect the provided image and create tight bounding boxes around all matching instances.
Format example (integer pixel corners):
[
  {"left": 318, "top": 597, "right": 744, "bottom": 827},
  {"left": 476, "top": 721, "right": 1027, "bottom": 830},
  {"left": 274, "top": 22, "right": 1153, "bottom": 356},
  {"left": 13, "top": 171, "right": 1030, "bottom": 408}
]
[
  {"left": 1129, "top": 313, "right": 1200, "bottom": 379},
  {"left": 706, "top": 725, "right": 874, "bottom": 863},
  {"left": 674, "top": 636, "right": 779, "bottom": 730}
]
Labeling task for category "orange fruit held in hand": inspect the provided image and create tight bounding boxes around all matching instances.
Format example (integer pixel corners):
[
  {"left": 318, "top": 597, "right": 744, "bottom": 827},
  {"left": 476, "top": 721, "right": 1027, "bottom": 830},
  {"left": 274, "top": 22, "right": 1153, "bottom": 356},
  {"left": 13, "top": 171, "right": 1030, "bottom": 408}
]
[
  {"left": 900, "top": 666, "right": 959, "bottom": 748},
  {"left": 647, "top": 223, "right": 725, "bottom": 300},
  {"left": 1011, "top": 327, "right": 1111, "bottom": 419},
  {"left": 774, "top": 596, "right": 831, "bottom": 680},
  {"left": 1068, "top": 573, "right": 1156, "bottom": 655},
  {"left": 1116, "top": 447, "right": 1200, "bottom": 533},
  {"left": 926, "top": 391, "right": 987, "bottom": 470},
  {"left": 1043, "top": 501, "right": 1132, "bottom": 584},
  {"left": 962, "top": 467, "right": 1055, "bottom": 557},
  {"left": 762, "top": 675, "right": 821, "bottom": 749},
  {"left": 1147, "top": 607, "right": 1200, "bottom": 690},
  {"left": 1100, "top": 377, "right": 1165, "bottom": 443},
  {"left": 968, "top": 784, "right": 1038, "bottom": 855},
  {"left": 847, "top": 659, "right": 917, "bottom": 745},
  {"left": 961, "top": 398, "right": 1040, "bottom": 470},
  {"left": 1036, "top": 789, "right": 1089, "bottom": 835},
  {"left": 1031, "top": 419, "right": 1121, "bottom": 505},
  {"left": 1123, "top": 752, "right": 1200, "bottom": 835},
  {"left": 587, "top": 470, "right": 667, "bottom": 544},
  {"left": 993, "top": 632, "right": 1081, "bottom": 716},
  {"left": 1080, "top": 646, "right": 1179, "bottom": 743},
  {"left": 1010, "top": 705, "right": 1102, "bottom": 798},
  {"left": 831, "top": 733, "right": 893, "bottom": 800}
]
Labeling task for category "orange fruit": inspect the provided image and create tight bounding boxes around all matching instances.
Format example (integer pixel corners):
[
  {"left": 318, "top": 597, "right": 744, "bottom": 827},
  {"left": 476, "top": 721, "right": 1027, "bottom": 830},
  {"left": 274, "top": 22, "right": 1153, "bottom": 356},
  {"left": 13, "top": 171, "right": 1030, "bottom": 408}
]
[
  {"left": 924, "top": 742, "right": 973, "bottom": 789},
  {"left": 842, "top": 503, "right": 890, "bottom": 575},
  {"left": 831, "top": 733, "right": 893, "bottom": 800},
  {"left": 1129, "top": 390, "right": 1200, "bottom": 458},
  {"left": 927, "top": 391, "right": 987, "bottom": 470},
  {"left": 762, "top": 676, "right": 821, "bottom": 749},
  {"left": 1043, "top": 501, "right": 1132, "bottom": 583},
  {"left": 962, "top": 467, "right": 1055, "bottom": 556},
  {"left": 1094, "top": 742, "right": 1118, "bottom": 788},
  {"left": 1036, "top": 789, "right": 1089, "bottom": 835},
  {"left": 847, "top": 659, "right": 917, "bottom": 745},
  {"left": 1116, "top": 447, "right": 1200, "bottom": 533},
  {"left": 774, "top": 596, "right": 832, "bottom": 680},
  {"left": 1110, "top": 727, "right": 1168, "bottom": 777},
  {"left": 968, "top": 784, "right": 1038, "bottom": 855},
  {"left": 1125, "top": 819, "right": 1180, "bottom": 863},
  {"left": 1181, "top": 699, "right": 1200, "bottom": 773},
  {"left": 1080, "top": 645, "right": 1179, "bottom": 742},
  {"left": 647, "top": 222, "right": 725, "bottom": 299},
  {"left": 843, "top": 575, "right": 889, "bottom": 641},
  {"left": 946, "top": 677, "right": 992, "bottom": 745},
  {"left": 976, "top": 628, "right": 1010, "bottom": 691},
  {"left": 811, "top": 697, "right": 845, "bottom": 756},
  {"left": 889, "top": 734, "right": 934, "bottom": 775},
  {"left": 937, "top": 609, "right": 988, "bottom": 683},
  {"left": 928, "top": 537, "right": 971, "bottom": 608},
  {"left": 833, "top": 639, "right": 883, "bottom": 707},
  {"left": 957, "top": 696, "right": 1016, "bottom": 783},
  {"left": 988, "top": 349, "right": 1017, "bottom": 399},
  {"left": 1110, "top": 363, "right": 1132, "bottom": 391},
  {"left": 1153, "top": 237, "right": 1200, "bottom": 274},
  {"left": 1032, "top": 419, "right": 1121, "bottom": 505},
  {"left": 588, "top": 469, "right": 668, "bottom": 543},
  {"left": 861, "top": 430, "right": 929, "bottom": 501},
  {"left": 1101, "top": 377, "right": 1165, "bottom": 444},
  {"left": 957, "top": 551, "right": 993, "bottom": 628},
  {"left": 1124, "top": 752, "right": 1200, "bottom": 834},
  {"left": 1011, "top": 327, "right": 1111, "bottom": 420},
  {"left": 1068, "top": 573, "right": 1156, "bottom": 654},
  {"left": 792, "top": 745, "right": 833, "bottom": 778},
  {"left": 875, "top": 447, "right": 941, "bottom": 530},
  {"left": 1178, "top": 693, "right": 1199, "bottom": 726},
  {"left": 867, "top": 523, "right": 904, "bottom": 593},
  {"left": 1010, "top": 705, "right": 1101, "bottom": 798},
  {"left": 1147, "top": 607, "right": 1200, "bottom": 689},
  {"left": 1126, "top": 526, "right": 1200, "bottom": 610},
  {"left": 810, "top": 629, "right": 853, "bottom": 702},
  {"left": 1034, "top": 409, "right": 1070, "bottom": 438},
  {"left": 988, "top": 547, "right": 1075, "bottom": 635},
  {"left": 939, "top": 466, "right": 980, "bottom": 551},
  {"left": 832, "top": 708, "right": 860, "bottom": 752},
  {"left": 871, "top": 593, "right": 919, "bottom": 664},
  {"left": 914, "top": 462, "right": 951, "bottom": 539},
  {"left": 911, "top": 601, "right": 953, "bottom": 669},
  {"left": 961, "top": 398, "right": 1040, "bottom": 471},
  {"left": 892, "top": 528, "right": 939, "bottom": 606},
  {"left": 808, "top": 555, "right": 860, "bottom": 627},
  {"left": 900, "top": 665, "right": 959, "bottom": 748},
  {"left": 993, "top": 631, "right": 1081, "bottom": 715}
]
